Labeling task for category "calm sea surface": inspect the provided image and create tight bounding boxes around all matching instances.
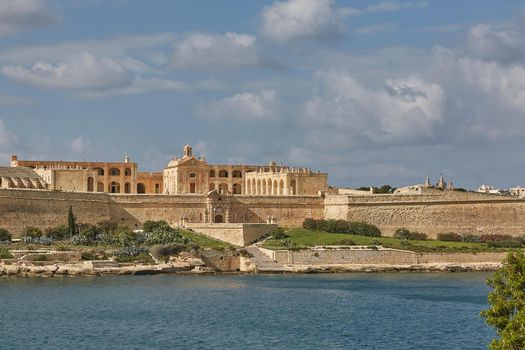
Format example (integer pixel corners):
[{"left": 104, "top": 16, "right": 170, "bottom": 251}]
[{"left": 0, "top": 273, "right": 494, "bottom": 350}]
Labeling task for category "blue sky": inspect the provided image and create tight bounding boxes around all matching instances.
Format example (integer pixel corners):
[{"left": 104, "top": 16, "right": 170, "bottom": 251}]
[{"left": 1, "top": 0, "right": 525, "bottom": 189}]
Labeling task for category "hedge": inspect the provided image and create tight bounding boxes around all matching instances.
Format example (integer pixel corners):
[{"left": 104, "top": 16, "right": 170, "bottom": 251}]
[{"left": 302, "top": 218, "right": 381, "bottom": 237}]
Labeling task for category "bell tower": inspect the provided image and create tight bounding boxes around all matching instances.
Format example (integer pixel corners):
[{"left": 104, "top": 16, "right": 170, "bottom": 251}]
[{"left": 183, "top": 144, "right": 193, "bottom": 158}]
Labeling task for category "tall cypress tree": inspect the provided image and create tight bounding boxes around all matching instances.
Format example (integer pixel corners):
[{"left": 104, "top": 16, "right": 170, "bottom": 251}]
[{"left": 67, "top": 205, "right": 76, "bottom": 237}]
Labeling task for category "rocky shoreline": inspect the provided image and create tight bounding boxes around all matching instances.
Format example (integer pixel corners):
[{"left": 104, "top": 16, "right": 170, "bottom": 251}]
[
  {"left": 284, "top": 262, "right": 501, "bottom": 273},
  {"left": 0, "top": 260, "right": 501, "bottom": 277}
]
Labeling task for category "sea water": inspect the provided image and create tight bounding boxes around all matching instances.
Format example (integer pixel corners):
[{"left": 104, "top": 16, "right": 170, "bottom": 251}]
[{"left": 0, "top": 273, "right": 495, "bottom": 349}]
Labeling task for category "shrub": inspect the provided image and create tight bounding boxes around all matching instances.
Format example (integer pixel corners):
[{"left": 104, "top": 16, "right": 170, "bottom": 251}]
[
  {"left": 0, "top": 247, "right": 13, "bottom": 259},
  {"left": 487, "top": 240, "right": 523, "bottom": 248},
  {"left": 143, "top": 226, "right": 190, "bottom": 246},
  {"left": 23, "top": 226, "right": 43, "bottom": 239},
  {"left": 302, "top": 218, "right": 317, "bottom": 230},
  {"left": 335, "top": 220, "right": 349, "bottom": 233},
  {"left": 319, "top": 220, "right": 337, "bottom": 233},
  {"left": 394, "top": 228, "right": 411, "bottom": 239},
  {"left": 149, "top": 243, "right": 184, "bottom": 259},
  {"left": 96, "top": 220, "right": 118, "bottom": 234},
  {"left": 437, "top": 232, "right": 462, "bottom": 242},
  {"left": 394, "top": 228, "right": 427, "bottom": 240},
  {"left": 279, "top": 239, "right": 296, "bottom": 248},
  {"left": 44, "top": 225, "right": 69, "bottom": 240},
  {"left": 271, "top": 227, "right": 288, "bottom": 240},
  {"left": 143, "top": 220, "right": 170, "bottom": 233},
  {"left": 461, "top": 234, "right": 481, "bottom": 243},
  {"left": 348, "top": 222, "right": 381, "bottom": 237},
  {"left": 372, "top": 239, "right": 381, "bottom": 246},
  {"left": 22, "top": 236, "right": 52, "bottom": 245},
  {"left": 0, "top": 228, "right": 11, "bottom": 242},
  {"left": 480, "top": 234, "right": 513, "bottom": 242}
]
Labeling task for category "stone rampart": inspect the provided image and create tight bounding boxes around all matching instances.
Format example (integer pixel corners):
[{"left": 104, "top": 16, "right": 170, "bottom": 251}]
[
  {"left": 0, "top": 189, "right": 110, "bottom": 235},
  {"left": 324, "top": 190, "right": 525, "bottom": 237}
]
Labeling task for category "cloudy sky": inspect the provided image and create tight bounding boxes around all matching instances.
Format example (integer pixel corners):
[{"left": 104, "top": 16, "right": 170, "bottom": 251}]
[{"left": 0, "top": 0, "right": 524, "bottom": 189}]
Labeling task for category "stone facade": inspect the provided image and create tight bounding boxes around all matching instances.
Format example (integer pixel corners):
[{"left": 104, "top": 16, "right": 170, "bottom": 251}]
[{"left": 162, "top": 144, "right": 327, "bottom": 196}]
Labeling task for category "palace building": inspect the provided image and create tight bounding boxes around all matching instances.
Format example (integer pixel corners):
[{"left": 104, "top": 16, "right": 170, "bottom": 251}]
[{"left": 6, "top": 144, "right": 328, "bottom": 197}]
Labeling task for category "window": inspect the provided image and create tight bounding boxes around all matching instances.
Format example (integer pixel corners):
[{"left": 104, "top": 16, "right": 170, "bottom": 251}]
[
  {"left": 124, "top": 168, "right": 132, "bottom": 176},
  {"left": 155, "top": 183, "right": 160, "bottom": 194},
  {"left": 209, "top": 170, "right": 216, "bottom": 177},
  {"left": 189, "top": 173, "right": 196, "bottom": 178},
  {"left": 109, "top": 168, "right": 120, "bottom": 176},
  {"left": 137, "top": 183, "right": 146, "bottom": 194},
  {"left": 94, "top": 167, "right": 104, "bottom": 176},
  {"left": 219, "top": 170, "right": 228, "bottom": 178},
  {"left": 232, "top": 170, "right": 242, "bottom": 178}
]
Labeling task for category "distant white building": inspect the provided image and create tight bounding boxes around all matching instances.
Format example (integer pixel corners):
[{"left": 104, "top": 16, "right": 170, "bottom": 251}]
[
  {"left": 510, "top": 186, "right": 525, "bottom": 198},
  {"left": 478, "top": 185, "right": 504, "bottom": 195}
]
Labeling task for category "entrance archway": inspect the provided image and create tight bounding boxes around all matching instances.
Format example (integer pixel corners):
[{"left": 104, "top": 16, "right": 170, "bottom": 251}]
[{"left": 214, "top": 214, "right": 224, "bottom": 223}]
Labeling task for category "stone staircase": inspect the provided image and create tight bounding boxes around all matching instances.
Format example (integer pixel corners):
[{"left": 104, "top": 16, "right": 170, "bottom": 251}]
[{"left": 246, "top": 247, "right": 290, "bottom": 273}]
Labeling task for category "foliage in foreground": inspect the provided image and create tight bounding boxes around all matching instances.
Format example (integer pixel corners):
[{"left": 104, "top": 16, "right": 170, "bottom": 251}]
[
  {"left": 481, "top": 251, "right": 525, "bottom": 350},
  {"left": 0, "top": 247, "right": 13, "bottom": 259}
]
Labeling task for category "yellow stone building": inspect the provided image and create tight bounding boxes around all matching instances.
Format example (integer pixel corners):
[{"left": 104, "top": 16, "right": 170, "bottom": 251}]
[{"left": 8, "top": 144, "right": 328, "bottom": 196}]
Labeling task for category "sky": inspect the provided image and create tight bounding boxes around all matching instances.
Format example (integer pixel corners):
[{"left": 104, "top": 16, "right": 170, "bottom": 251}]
[{"left": 0, "top": 0, "right": 524, "bottom": 190}]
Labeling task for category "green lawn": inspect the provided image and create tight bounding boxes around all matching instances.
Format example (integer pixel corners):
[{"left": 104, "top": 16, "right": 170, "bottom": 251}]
[{"left": 262, "top": 228, "right": 520, "bottom": 253}]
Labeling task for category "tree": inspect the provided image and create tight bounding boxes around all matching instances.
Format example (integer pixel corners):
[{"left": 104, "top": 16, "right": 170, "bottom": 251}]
[
  {"left": 481, "top": 251, "right": 525, "bottom": 350},
  {"left": 67, "top": 205, "right": 76, "bottom": 237}
]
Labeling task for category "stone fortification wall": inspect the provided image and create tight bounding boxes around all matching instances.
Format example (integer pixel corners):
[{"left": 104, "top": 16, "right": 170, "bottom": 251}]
[
  {"left": 273, "top": 248, "right": 509, "bottom": 266},
  {"left": 0, "top": 189, "right": 110, "bottom": 235},
  {"left": 108, "top": 194, "right": 208, "bottom": 229},
  {"left": 324, "top": 190, "right": 525, "bottom": 237},
  {"left": 227, "top": 195, "right": 324, "bottom": 227},
  {"left": 0, "top": 189, "right": 322, "bottom": 236},
  {"left": 186, "top": 223, "right": 276, "bottom": 246}
]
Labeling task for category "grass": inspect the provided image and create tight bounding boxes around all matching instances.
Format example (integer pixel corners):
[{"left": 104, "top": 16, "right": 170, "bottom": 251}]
[{"left": 262, "top": 228, "right": 521, "bottom": 253}]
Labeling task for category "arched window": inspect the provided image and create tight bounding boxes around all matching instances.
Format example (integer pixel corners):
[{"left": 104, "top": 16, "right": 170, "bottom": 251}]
[
  {"left": 124, "top": 182, "right": 131, "bottom": 193},
  {"left": 233, "top": 183, "right": 242, "bottom": 194},
  {"left": 124, "top": 168, "right": 132, "bottom": 176},
  {"left": 219, "top": 183, "right": 228, "bottom": 193},
  {"left": 291, "top": 179, "right": 297, "bottom": 195},
  {"left": 137, "top": 183, "right": 146, "bottom": 194},
  {"left": 262, "top": 179, "right": 267, "bottom": 195},
  {"left": 209, "top": 183, "right": 216, "bottom": 191},
  {"left": 87, "top": 177, "right": 94, "bottom": 192},
  {"left": 97, "top": 182, "right": 104, "bottom": 192},
  {"left": 94, "top": 167, "right": 104, "bottom": 176},
  {"left": 109, "top": 168, "right": 120, "bottom": 176},
  {"left": 214, "top": 214, "right": 224, "bottom": 223},
  {"left": 155, "top": 184, "right": 160, "bottom": 193},
  {"left": 257, "top": 179, "right": 261, "bottom": 195},
  {"left": 279, "top": 180, "right": 284, "bottom": 195},
  {"left": 0, "top": 177, "right": 2, "bottom": 188},
  {"left": 219, "top": 170, "right": 228, "bottom": 178},
  {"left": 268, "top": 179, "right": 273, "bottom": 195},
  {"left": 209, "top": 170, "right": 216, "bottom": 177},
  {"left": 110, "top": 181, "right": 120, "bottom": 193},
  {"left": 232, "top": 170, "right": 242, "bottom": 178},
  {"left": 273, "top": 180, "right": 278, "bottom": 195}
]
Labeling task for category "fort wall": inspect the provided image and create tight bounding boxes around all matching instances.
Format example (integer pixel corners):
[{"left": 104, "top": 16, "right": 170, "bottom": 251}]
[
  {"left": 185, "top": 223, "right": 276, "bottom": 246},
  {"left": 324, "top": 190, "right": 525, "bottom": 237}
]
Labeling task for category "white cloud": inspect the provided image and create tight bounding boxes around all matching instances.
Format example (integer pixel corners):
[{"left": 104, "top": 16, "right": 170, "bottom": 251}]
[
  {"left": 67, "top": 137, "right": 90, "bottom": 154},
  {"left": 302, "top": 71, "right": 445, "bottom": 145},
  {"left": 170, "top": 32, "right": 275, "bottom": 69},
  {"left": 260, "top": 0, "right": 346, "bottom": 43},
  {"left": 459, "top": 57, "right": 525, "bottom": 112},
  {"left": 2, "top": 52, "right": 132, "bottom": 90},
  {"left": 80, "top": 77, "right": 188, "bottom": 98},
  {"left": 467, "top": 24, "right": 524, "bottom": 63},
  {"left": 365, "top": 1, "right": 429, "bottom": 13},
  {"left": 0, "top": 0, "right": 58, "bottom": 37},
  {"left": 196, "top": 90, "right": 280, "bottom": 121}
]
